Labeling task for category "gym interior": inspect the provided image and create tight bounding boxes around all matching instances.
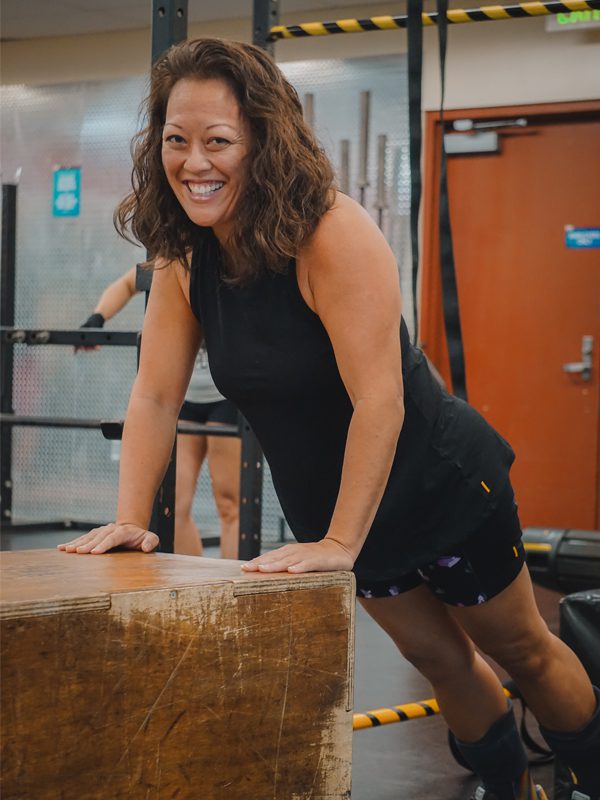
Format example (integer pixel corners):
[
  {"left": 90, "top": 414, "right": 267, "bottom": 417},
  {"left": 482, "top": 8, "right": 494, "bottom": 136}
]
[{"left": 1, "top": 1, "right": 599, "bottom": 798}]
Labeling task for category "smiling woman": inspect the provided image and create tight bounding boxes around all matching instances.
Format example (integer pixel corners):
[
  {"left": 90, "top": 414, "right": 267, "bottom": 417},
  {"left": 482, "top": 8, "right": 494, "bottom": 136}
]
[{"left": 114, "top": 38, "right": 334, "bottom": 283}]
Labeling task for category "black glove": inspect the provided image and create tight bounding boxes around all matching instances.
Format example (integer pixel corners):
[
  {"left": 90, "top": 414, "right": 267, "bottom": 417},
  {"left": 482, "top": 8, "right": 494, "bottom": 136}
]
[{"left": 80, "top": 312, "right": 105, "bottom": 328}]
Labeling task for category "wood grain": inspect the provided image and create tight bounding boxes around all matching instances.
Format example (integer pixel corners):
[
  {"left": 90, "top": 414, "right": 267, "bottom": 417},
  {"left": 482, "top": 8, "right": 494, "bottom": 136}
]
[{"left": 1, "top": 550, "right": 355, "bottom": 799}]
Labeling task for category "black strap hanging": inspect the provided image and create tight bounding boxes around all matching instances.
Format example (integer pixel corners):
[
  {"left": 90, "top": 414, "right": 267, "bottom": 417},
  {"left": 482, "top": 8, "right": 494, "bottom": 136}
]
[
  {"left": 407, "top": 0, "right": 423, "bottom": 346},
  {"left": 436, "top": 0, "right": 468, "bottom": 400}
]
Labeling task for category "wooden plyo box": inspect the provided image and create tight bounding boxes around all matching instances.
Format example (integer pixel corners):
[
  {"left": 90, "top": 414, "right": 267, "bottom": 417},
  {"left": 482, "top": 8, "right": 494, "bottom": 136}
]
[{"left": 0, "top": 550, "right": 355, "bottom": 800}]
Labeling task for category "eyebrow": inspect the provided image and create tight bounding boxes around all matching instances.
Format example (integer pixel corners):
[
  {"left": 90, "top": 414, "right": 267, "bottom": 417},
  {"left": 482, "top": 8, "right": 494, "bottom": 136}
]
[{"left": 163, "top": 122, "right": 238, "bottom": 131}]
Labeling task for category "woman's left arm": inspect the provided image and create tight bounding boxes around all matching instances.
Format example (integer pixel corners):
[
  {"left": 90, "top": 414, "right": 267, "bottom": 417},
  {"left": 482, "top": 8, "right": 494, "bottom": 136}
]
[{"left": 242, "top": 195, "right": 404, "bottom": 573}]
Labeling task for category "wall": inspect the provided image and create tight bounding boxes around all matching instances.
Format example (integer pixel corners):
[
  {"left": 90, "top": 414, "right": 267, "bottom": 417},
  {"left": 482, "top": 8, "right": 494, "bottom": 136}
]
[{"left": 2, "top": 3, "right": 600, "bottom": 110}]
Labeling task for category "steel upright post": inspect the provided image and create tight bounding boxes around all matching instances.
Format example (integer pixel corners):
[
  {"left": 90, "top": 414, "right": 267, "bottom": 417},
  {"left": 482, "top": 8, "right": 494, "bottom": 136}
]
[
  {"left": 151, "top": 0, "right": 188, "bottom": 64},
  {"left": 1, "top": 185, "right": 17, "bottom": 529},
  {"left": 146, "top": 0, "right": 189, "bottom": 553},
  {"left": 253, "top": 0, "right": 280, "bottom": 54},
  {"left": 235, "top": 0, "right": 283, "bottom": 559},
  {"left": 238, "top": 416, "right": 264, "bottom": 561}
]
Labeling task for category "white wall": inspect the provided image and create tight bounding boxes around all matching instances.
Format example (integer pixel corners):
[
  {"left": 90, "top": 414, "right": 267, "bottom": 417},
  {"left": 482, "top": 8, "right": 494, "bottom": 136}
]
[{"left": 2, "top": 3, "right": 599, "bottom": 110}]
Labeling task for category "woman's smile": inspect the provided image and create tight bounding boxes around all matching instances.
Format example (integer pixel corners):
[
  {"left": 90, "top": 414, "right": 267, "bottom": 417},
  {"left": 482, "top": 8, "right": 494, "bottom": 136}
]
[{"left": 185, "top": 180, "right": 226, "bottom": 199}]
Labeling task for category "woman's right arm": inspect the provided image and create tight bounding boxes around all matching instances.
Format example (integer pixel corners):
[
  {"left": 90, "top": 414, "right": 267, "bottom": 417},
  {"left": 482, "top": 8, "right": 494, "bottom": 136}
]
[
  {"left": 75, "top": 266, "right": 140, "bottom": 351},
  {"left": 92, "top": 265, "right": 139, "bottom": 321},
  {"left": 59, "top": 260, "right": 202, "bottom": 554}
]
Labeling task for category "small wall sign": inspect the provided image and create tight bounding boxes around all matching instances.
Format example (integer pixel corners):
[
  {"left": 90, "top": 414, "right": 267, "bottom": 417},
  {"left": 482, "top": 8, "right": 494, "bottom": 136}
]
[
  {"left": 52, "top": 167, "right": 81, "bottom": 217},
  {"left": 565, "top": 227, "right": 600, "bottom": 249}
]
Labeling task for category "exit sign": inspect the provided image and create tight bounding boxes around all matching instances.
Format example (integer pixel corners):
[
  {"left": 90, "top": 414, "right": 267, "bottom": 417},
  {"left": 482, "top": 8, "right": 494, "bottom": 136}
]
[{"left": 546, "top": 9, "right": 600, "bottom": 31}]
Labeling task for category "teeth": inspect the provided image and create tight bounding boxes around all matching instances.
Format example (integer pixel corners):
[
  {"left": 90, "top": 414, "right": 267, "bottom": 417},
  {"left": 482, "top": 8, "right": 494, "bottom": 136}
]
[{"left": 188, "top": 181, "right": 224, "bottom": 196}]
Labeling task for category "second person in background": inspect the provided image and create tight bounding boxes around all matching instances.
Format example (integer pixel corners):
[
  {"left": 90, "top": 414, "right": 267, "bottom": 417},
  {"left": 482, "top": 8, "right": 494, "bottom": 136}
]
[{"left": 77, "top": 266, "right": 241, "bottom": 557}]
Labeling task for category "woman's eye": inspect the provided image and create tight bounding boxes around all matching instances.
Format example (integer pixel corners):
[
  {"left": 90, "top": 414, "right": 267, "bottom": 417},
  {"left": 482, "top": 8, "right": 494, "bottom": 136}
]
[
  {"left": 208, "top": 137, "right": 230, "bottom": 147},
  {"left": 164, "top": 134, "right": 185, "bottom": 144}
]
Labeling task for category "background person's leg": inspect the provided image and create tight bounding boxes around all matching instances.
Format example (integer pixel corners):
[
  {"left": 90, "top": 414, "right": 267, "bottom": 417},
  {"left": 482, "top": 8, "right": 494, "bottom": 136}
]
[
  {"left": 174, "top": 433, "right": 207, "bottom": 556},
  {"left": 206, "top": 429, "right": 241, "bottom": 559}
]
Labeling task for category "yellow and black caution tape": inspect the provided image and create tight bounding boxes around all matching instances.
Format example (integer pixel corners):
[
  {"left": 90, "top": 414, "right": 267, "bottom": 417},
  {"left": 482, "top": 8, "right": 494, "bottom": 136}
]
[
  {"left": 270, "top": 0, "right": 600, "bottom": 39},
  {"left": 353, "top": 686, "right": 515, "bottom": 730},
  {"left": 353, "top": 697, "right": 440, "bottom": 730}
]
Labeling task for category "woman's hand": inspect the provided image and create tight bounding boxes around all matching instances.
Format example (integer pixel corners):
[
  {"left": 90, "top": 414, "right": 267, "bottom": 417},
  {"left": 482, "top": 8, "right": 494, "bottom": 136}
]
[
  {"left": 241, "top": 538, "right": 355, "bottom": 574},
  {"left": 57, "top": 523, "right": 159, "bottom": 554}
]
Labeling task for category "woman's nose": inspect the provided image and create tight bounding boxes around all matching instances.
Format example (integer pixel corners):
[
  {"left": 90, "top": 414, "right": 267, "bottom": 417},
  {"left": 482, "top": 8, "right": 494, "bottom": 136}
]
[{"left": 183, "top": 144, "right": 211, "bottom": 173}]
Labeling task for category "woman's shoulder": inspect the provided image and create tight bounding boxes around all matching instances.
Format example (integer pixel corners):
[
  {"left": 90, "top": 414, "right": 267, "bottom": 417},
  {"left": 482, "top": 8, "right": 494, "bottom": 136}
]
[
  {"left": 318, "top": 191, "right": 375, "bottom": 231},
  {"left": 149, "top": 255, "right": 193, "bottom": 305},
  {"left": 302, "top": 191, "right": 395, "bottom": 268}
]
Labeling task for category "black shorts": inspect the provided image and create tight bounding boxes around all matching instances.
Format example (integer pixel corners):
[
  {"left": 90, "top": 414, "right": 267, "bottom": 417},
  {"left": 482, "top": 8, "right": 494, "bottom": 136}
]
[
  {"left": 356, "top": 490, "right": 525, "bottom": 607},
  {"left": 179, "top": 399, "right": 238, "bottom": 426}
]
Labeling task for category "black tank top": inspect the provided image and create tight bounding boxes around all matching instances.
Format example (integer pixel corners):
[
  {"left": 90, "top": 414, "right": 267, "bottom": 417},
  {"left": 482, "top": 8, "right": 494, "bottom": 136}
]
[{"left": 190, "top": 231, "right": 515, "bottom": 581}]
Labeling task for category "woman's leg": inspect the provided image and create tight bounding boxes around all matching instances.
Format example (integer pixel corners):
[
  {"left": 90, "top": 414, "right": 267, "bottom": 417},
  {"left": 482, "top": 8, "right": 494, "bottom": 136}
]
[
  {"left": 449, "top": 565, "right": 595, "bottom": 732},
  {"left": 450, "top": 566, "right": 599, "bottom": 796},
  {"left": 174, "top": 432, "right": 207, "bottom": 556},
  {"left": 360, "top": 585, "right": 551, "bottom": 799},
  {"left": 206, "top": 428, "right": 241, "bottom": 559},
  {"left": 359, "top": 586, "right": 509, "bottom": 742}
]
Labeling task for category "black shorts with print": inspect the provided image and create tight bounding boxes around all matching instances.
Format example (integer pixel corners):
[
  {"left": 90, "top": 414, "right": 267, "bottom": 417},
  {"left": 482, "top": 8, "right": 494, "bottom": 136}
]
[{"left": 356, "top": 490, "right": 525, "bottom": 607}]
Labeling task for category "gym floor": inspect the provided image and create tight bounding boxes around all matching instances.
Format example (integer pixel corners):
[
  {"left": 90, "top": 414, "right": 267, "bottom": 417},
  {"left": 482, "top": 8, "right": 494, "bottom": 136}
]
[{"left": 2, "top": 531, "right": 560, "bottom": 799}]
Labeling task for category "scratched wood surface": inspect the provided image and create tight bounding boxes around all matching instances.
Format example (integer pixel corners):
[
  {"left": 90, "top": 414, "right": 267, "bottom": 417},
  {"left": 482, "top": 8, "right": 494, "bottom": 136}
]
[{"left": 1, "top": 550, "right": 355, "bottom": 800}]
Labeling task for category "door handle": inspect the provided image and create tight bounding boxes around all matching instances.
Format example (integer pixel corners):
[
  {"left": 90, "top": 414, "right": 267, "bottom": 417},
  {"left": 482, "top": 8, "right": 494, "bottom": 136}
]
[{"left": 562, "top": 335, "right": 593, "bottom": 381}]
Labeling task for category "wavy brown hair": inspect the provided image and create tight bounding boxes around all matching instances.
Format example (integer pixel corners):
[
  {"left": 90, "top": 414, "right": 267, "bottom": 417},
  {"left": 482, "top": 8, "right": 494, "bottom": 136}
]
[{"left": 115, "top": 38, "right": 335, "bottom": 283}]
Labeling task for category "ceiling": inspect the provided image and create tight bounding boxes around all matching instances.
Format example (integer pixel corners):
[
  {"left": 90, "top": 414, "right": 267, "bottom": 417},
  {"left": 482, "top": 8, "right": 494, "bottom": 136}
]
[{"left": 1, "top": 0, "right": 400, "bottom": 40}]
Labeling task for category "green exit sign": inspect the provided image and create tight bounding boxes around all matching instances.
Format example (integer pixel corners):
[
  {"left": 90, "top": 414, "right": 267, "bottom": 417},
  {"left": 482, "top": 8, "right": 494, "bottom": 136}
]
[{"left": 546, "top": 9, "right": 600, "bottom": 31}]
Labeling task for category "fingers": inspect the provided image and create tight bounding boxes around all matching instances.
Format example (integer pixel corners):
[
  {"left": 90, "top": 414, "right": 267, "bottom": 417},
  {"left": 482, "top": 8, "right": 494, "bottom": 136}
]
[
  {"left": 287, "top": 560, "right": 315, "bottom": 573},
  {"left": 141, "top": 532, "right": 160, "bottom": 552},
  {"left": 57, "top": 524, "right": 158, "bottom": 554},
  {"left": 89, "top": 530, "right": 123, "bottom": 554},
  {"left": 241, "top": 545, "right": 310, "bottom": 574},
  {"left": 58, "top": 526, "right": 112, "bottom": 552},
  {"left": 242, "top": 546, "right": 293, "bottom": 572},
  {"left": 240, "top": 540, "right": 355, "bottom": 575}
]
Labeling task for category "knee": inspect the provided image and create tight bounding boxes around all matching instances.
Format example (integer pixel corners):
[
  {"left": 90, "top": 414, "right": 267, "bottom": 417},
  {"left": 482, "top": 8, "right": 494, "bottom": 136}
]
[
  {"left": 398, "top": 638, "right": 476, "bottom": 685},
  {"left": 483, "top": 625, "right": 554, "bottom": 680},
  {"left": 214, "top": 490, "right": 239, "bottom": 525},
  {"left": 175, "top": 491, "right": 193, "bottom": 521}
]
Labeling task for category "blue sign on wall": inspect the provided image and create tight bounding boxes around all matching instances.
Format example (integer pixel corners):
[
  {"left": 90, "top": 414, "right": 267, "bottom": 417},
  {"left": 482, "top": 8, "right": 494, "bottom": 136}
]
[
  {"left": 52, "top": 167, "right": 81, "bottom": 217},
  {"left": 565, "top": 227, "right": 600, "bottom": 249}
]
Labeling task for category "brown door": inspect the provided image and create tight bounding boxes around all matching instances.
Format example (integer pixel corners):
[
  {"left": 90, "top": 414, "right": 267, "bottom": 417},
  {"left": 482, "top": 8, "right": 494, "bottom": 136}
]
[{"left": 421, "top": 101, "right": 600, "bottom": 530}]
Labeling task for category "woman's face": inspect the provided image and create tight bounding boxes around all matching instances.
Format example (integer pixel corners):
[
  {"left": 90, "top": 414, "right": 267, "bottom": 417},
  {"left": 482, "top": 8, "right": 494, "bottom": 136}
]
[{"left": 161, "top": 77, "right": 250, "bottom": 243}]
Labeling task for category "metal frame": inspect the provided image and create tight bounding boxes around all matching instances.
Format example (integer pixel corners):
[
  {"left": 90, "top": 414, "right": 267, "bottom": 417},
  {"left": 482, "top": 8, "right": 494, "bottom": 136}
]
[
  {"left": 1, "top": 327, "right": 138, "bottom": 347},
  {"left": 1, "top": 185, "right": 17, "bottom": 529},
  {"left": 268, "top": 0, "right": 600, "bottom": 39},
  {"left": 253, "top": 0, "right": 280, "bottom": 54},
  {"left": 151, "top": 0, "right": 188, "bottom": 64}
]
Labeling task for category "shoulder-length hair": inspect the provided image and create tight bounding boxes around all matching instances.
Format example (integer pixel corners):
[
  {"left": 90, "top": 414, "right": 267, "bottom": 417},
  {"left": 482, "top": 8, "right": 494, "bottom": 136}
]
[{"left": 115, "top": 38, "right": 335, "bottom": 283}]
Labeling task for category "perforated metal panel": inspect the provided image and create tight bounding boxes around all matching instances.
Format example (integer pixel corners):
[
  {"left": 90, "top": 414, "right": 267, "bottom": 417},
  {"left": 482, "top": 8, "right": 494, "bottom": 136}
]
[{"left": 1, "top": 53, "right": 410, "bottom": 546}]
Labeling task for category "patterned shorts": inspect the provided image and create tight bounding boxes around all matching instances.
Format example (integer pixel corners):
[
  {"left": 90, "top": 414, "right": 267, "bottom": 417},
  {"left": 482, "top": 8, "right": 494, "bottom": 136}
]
[{"left": 356, "top": 495, "right": 525, "bottom": 607}]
